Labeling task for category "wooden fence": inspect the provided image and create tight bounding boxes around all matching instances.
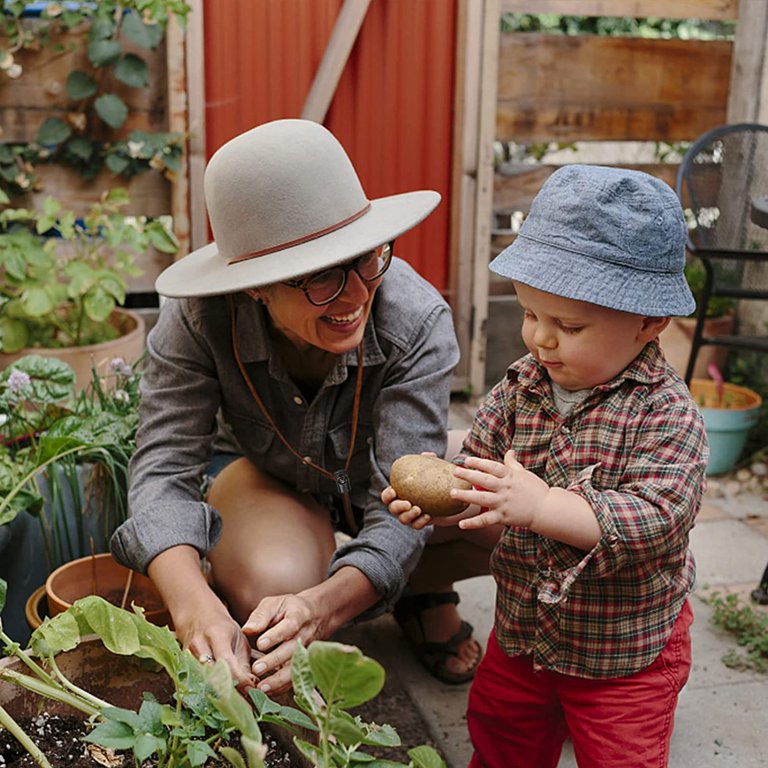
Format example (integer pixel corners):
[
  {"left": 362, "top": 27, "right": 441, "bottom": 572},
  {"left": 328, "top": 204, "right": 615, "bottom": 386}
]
[{"left": 453, "top": 0, "right": 768, "bottom": 393}]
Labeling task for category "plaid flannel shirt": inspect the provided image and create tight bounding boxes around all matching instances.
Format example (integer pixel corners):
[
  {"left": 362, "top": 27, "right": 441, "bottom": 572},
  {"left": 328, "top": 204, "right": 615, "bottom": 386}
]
[{"left": 465, "top": 342, "right": 708, "bottom": 678}]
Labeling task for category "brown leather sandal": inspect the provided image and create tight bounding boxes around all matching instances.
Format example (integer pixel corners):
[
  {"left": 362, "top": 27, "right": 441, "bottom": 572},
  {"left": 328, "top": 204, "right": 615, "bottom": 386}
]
[{"left": 393, "top": 590, "right": 481, "bottom": 685}]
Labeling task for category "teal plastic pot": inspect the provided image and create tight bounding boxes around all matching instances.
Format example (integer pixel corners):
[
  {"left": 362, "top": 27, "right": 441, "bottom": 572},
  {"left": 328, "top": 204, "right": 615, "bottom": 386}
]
[{"left": 690, "top": 380, "right": 763, "bottom": 476}]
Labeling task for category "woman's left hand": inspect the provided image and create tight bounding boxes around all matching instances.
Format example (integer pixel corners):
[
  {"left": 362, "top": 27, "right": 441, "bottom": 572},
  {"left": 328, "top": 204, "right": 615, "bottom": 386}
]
[
  {"left": 242, "top": 566, "right": 380, "bottom": 694},
  {"left": 241, "top": 592, "right": 328, "bottom": 694}
]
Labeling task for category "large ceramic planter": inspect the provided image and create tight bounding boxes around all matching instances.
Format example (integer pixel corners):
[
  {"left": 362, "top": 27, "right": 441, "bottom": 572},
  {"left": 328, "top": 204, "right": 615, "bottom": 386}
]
[
  {"left": 0, "top": 639, "right": 309, "bottom": 767},
  {"left": 0, "top": 308, "right": 146, "bottom": 392},
  {"left": 659, "top": 312, "right": 735, "bottom": 380},
  {"left": 42, "top": 553, "right": 171, "bottom": 628},
  {"left": 690, "top": 379, "right": 763, "bottom": 475}
]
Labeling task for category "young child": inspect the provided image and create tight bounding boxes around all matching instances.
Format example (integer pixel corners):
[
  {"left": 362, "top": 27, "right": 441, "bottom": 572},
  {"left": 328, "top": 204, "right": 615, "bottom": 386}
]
[{"left": 385, "top": 165, "right": 709, "bottom": 767}]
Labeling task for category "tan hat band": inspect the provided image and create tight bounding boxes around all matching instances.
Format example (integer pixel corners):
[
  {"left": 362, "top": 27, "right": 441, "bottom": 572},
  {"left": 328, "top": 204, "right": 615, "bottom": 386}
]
[{"left": 228, "top": 202, "right": 372, "bottom": 265}]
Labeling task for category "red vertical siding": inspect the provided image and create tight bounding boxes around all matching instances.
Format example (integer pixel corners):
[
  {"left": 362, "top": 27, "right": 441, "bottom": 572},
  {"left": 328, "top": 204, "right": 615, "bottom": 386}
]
[{"left": 202, "top": 0, "right": 456, "bottom": 293}]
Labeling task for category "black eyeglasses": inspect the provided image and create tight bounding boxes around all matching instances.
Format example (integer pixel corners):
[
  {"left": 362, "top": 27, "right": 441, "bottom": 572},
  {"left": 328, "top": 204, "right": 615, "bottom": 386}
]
[{"left": 283, "top": 242, "right": 393, "bottom": 306}]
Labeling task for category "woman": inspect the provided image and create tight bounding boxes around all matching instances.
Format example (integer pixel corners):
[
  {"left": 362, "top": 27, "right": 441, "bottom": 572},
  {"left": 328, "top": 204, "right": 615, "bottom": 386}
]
[{"left": 111, "top": 119, "right": 495, "bottom": 693}]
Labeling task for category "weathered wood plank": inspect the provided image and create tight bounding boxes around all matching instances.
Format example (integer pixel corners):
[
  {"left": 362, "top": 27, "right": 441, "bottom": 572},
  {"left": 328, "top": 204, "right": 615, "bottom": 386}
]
[
  {"left": 497, "top": 34, "right": 731, "bottom": 142},
  {"left": 500, "top": 0, "right": 738, "bottom": 20},
  {"left": 493, "top": 163, "right": 679, "bottom": 212},
  {"left": 17, "top": 165, "right": 171, "bottom": 217}
]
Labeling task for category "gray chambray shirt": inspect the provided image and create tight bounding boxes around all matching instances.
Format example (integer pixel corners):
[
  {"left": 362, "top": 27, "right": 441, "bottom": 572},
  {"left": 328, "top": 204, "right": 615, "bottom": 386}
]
[{"left": 110, "top": 258, "right": 460, "bottom": 614}]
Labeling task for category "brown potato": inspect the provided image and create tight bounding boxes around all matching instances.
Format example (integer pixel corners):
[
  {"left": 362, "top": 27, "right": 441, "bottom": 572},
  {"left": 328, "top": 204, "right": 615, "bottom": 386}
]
[{"left": 389, "top": 454, "right": 472, "bottom": 517}]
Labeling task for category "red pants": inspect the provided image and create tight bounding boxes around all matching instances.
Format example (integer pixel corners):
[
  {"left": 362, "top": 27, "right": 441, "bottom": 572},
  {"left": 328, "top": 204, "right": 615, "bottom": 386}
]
[{"left": 467, "top": 601, "right": 693, "bottom": 768}]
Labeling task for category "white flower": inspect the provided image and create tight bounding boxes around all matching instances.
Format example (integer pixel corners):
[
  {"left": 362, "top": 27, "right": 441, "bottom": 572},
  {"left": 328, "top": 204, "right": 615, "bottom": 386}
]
[
  {"left": 127, "top": 140, "right": 144, "bottom": 158},
  {"left": 8, "top": 369, "right": 32, "bottom": 395},
  {"left": 114, "top": 389, "right": 130, "bottom": 404},
  {"left": 110, "top": 357, "right": 133, "bottom": 378}
]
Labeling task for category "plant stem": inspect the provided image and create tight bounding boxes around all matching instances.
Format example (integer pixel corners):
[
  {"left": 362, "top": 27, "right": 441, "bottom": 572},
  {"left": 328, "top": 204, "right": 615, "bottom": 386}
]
[
  {"left": 0, "top": 668, "right": 102, "bottom": 718},
  {"left": 0, "top": 705, "right": 53, "bottom": 768},
  {"left": 47, "top": 655, "right": 115, "bottom": 711}
]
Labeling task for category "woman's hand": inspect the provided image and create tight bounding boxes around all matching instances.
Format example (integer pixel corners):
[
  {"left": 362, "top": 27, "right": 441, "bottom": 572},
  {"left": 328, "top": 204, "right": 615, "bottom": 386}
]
[
  {"left": 241, "top": 593, "right": 328, "bottom": 694},
  {"left": 241, "top": 566, "right": 379, "bottom": 695},
  {"left": 147, "top": 545, "right": 255, "bottom": 692},
  {"left": 381, "top": 484, "right": 435, "bottom": 529},
  {"left": 173, "top": 597, "right": 256, "bottom": 693}
]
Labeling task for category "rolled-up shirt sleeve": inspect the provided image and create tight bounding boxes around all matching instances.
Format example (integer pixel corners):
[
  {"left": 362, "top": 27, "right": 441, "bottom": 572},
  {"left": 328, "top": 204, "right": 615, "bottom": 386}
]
[
  {"left": 111, "top": 299, "right": 224, "bottom": 573},
  {"left": 565, "top": 397, "right": 708, "bottom": 581}
]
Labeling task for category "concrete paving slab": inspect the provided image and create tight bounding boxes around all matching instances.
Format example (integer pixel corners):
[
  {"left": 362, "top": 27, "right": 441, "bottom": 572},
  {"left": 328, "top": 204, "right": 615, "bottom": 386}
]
[{"left": 690, "top": 519, "right": 768, "bottom": 586}]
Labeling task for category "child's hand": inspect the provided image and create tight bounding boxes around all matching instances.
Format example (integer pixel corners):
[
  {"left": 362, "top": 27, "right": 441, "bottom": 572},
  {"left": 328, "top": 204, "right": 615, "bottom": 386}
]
[
  {"left": 450, "top": 450, "right": 551, "bottom": 530},
  {"left": 381, "top": 484, "right": 433, "bottom": 529}
]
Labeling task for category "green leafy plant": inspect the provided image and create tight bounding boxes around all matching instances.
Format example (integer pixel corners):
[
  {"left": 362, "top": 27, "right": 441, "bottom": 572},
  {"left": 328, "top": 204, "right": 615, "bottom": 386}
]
[
  {"left": 0, "top": 1, "right": 189, "bottom": 198},
  {"left": 0, "top": 354, "right": 142, "bottom": 569},
  {"left": 708, "top": 591, "right": 768, "bottom": 674},
  {"left": 0, "top": 186, "right": 177, "bottom": 352},
  {"left": 284, "top": 639, "right": 445, "bottom": 768},
  {"left": 0, "top": 589, "right": 446, "bottom": 768}
]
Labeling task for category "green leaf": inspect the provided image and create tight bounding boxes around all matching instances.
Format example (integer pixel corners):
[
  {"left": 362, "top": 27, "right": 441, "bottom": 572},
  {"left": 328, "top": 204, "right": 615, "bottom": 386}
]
[
  {"left": 290, "top": 641, "right": 320, "bottom": 717},
  {"left": 30, "top": 610, "right": 82, "bottom": 657},
  {"left": 186, "top": 739, "right": 218, "bottom": 767},
  {"left": 0, "top": 318, "right": 29, "bottom": 353},
  {"left": 65, "top": 137, "right": 94, "bottom": 161},
  {"left": 408, "top": 745, "right": 447, "bottom": 768},
  {"left": 20, "top": 286, "right": 55, "bottom": 317},
  {"left": 95, "top": 94, "right": 129, "bottom": 129},
  {"left": 241, "top": 735, "right": 268, "bottom": 768},
  {"left": 121, "top": 10, "right": 154, "bottom": 48},
  {"left": 325, "top": 709, "right": 368, "bottom": 745},
  {"left": 105, "top": 153, "right": 131, "bottom": 174},
  {"left": 147, "top": 221, "right": 179, "bottom": 254},
  {"left": 0, "top": 579, "right": 6, "bottom": 614},
  {"left": 115, "top": 53, "right": 148, "bottom": 88},
  {"left": 308, "top": 641, "right": 385, "bottom": 709},
  {"left": 74, "top": 596, "right": 142, "bottom": 655},
  {"left": 88, "top": 38, "right": 121, "bottom": 67},
  {"left": 66, "top": 70, "right": 97, "bottom": 100},
  {"left": 134, "top": 732, "right": 166, "bottom": 763},
  {"left": 89, "top": 16, "right": 116, "bottom": 41},
  {"left": 36, "top": 118, "right": 72, "bottom": 146},
  {"left": 219, "top": 746, "right": 248, "bottom": 768},
  {"left": 83, "top": 289, "right": 117, "bottom": 323},
  {"left": 83, "top": 718, "right": 136, "bottom": 750},
  {"left": 360, "top": 722, "right": 401, "bottom": 748}
]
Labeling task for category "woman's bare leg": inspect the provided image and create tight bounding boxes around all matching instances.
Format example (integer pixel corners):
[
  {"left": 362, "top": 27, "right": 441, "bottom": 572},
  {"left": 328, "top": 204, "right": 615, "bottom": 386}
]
[{"left": 206, "top": 458, "right": 337, "bottom": 624}]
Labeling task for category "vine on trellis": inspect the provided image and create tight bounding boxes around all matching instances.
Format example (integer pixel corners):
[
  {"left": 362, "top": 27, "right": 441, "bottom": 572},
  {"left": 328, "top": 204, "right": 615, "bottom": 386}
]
[{"left": 0, "top": 0, "right": 190, "bottom": 200}]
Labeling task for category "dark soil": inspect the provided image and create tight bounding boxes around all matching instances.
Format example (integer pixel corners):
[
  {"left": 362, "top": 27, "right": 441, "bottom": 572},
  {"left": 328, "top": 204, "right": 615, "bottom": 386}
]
[{"left": 0, "top": 714, "right": 294, "bottom": 768}]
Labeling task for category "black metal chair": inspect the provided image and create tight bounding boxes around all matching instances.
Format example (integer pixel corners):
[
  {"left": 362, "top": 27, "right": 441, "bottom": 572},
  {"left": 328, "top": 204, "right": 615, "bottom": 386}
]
[
  {"left": 677, "top": 123, "right": 768, "bottom": 606},
  {"left": 675, "top": 122, "right": 768, "bottom": 386}
]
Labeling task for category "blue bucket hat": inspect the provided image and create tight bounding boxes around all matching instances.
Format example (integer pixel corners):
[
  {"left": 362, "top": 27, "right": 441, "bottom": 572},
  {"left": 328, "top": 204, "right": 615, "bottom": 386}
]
[{"left": 489, "top": 165, "right": 695, "bottom": 317}]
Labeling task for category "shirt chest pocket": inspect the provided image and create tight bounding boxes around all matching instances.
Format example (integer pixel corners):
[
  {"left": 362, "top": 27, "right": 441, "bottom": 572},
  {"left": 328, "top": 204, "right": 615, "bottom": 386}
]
[
  {"left": 327, "top": 420, "right": 374, "bottom": 482},
  {"left": 221, "top": 408, "right": 278, "bottom": 465}
]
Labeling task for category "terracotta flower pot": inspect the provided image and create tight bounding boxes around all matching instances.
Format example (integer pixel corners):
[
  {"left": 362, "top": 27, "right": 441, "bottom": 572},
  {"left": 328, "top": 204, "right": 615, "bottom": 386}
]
[
  {"left": 0, "top": 308, "right": 146, "bottom": 392},
  {"left": 41, "top": 553, "right": 171, "bottom": 629}
]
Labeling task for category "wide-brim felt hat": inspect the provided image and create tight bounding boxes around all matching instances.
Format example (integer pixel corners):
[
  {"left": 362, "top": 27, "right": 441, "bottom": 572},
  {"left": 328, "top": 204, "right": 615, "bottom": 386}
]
[
  {"left": 489, "top": 164, "right": 695, "bottom": 317},
  {"left": 155, "top": 119, "right": 441, "bottom": 298}
]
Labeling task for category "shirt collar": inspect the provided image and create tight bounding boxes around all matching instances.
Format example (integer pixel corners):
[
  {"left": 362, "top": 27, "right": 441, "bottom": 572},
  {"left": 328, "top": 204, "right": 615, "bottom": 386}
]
[{"left": 232, "top": 292, "right": 386, "bottom": 370}]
